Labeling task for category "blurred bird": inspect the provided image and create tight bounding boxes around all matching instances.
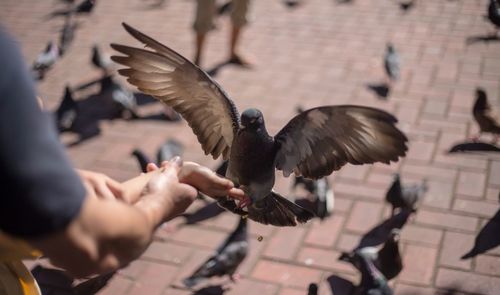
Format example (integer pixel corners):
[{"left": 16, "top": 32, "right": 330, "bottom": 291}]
[
  {"left": 340, "top": 229, "right": 403, "bottom": 281},
  {"left": 283, "top": 0, "right": 301, "bottom": 8},
  {"left": 183, "top": 218, "right": 248, "bottom": 287},
  {"left": 487, "top": 0, "right": 500, "bottom": 35},
  {"left": 308, "top": 283, "right": 318, "bottom": 295},
  {"left": 472, "top": 88, "right": 500, "bottom": 143},
  {"left": 111, "top": 23, "right": 408, "bottom": 227},
  {"left": 59, "top": 14, "right": 78, "bottom": 56},
  {"left": 449, "top": 141, "right": 500, "bottom": 153},
  {"left": 32, "top": 41, "right": 60, "bottom": 80},
  {"left": 91, "top": 44, "right": 112, "bottom": 72},
  {"left": 100, "top": 76, "right": 139, "bottom": 119},
  {"left": 351, "top": 251, "right": 393, "bottom": 295},
  {"left": 399, "top": 0, "right": 415, "bottom": 12},
  {"left": 131, "top": 149, "right": 150, "bottom": 173},
  {"left": 55, "top": 86, "right": 78, "bottom": 132},
  {"left": 156, "top": 138, "right": 184, "bottom": 164},
  {"left": 385, "top": 174, "right": 427, "bottom": 216},
  {"left": 384, "top": 43, "right": 400, "bottom": 88},
  {"left": 50, "top": 0, "right": 96, "bottom": 17},
  {"left": 293, "top": 176, "right": 334, "bottom": 220}
]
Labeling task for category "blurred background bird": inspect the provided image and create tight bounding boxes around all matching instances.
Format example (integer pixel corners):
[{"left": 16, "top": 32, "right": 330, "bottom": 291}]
[
  {"left": 183, "top": 218, "right": 248, "bottom": 288},
  {"left": 55, "top": 86, "right": 78, "bottom": 132},
  {"left": 91, "top": 44, "right": 113, "bottom": 74},
  {"left": 131, "top": 138, "right": 184, "bottom": 172},
  {"left": 32, "top": 41, "right": 60, "bottom": 81},
  {"left": 487, "top": 0, "right": 500, "bottom": 36},
  {"left": 100, "top": 75, "right": 138, "bottom": 119},
  {"left": 472, "top": 88, "right": 500, "bottom": 143},
  {"left": 350, "top": 251, "right": 393, "bottom": 295},
  {"left": 385, "top": 174, "right": 427, "bottom": 216},
  {"left": 59, "top": 14, "right": 78, "bottom": 56},
  {"left": 384, "top": 43, "right": 400, "bottom": 94}
]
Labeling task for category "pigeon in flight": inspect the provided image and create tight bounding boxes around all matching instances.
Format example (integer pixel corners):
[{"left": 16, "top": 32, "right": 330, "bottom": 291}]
[
  {"left": 472, "top": 88, "right": 500, "bottom": 143},
  {"left": 350, "top": 251, "right": 394, "bottom": 295},
  {"left": 32, "top": 41, "right": 60, "bottom": 81},
  {"left": 487, "top": 0, "right": 500, "bottom": 35},
  {"left": 385, "top": 174, "right": 427, "bottom": 216},
  {"left": 183, "top": 218, "right": 248, "bottom": 287},
  {"left": 111, "top": 23, "right": 409, "bottom": 226},
  {"left": 55, "top": 86, "right": 78, "bottom": 132},
  {"left": 340, "top": 229, "right": 403, "bottom": 281}
]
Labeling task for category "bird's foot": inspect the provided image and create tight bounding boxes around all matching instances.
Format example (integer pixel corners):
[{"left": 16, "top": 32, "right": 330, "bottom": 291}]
[{"left": 237, "top": 196, "right": 252, "bottom": 209}]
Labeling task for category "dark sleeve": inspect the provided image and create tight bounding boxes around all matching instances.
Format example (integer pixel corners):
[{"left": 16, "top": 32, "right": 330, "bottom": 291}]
[{"left": 0, "top": 27, "right": 86, "bottom": 238}]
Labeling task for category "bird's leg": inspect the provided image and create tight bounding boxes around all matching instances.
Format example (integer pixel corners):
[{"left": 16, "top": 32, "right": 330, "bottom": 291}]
[
  {"left": 230, "top": 273, "right": 242, "bottom": 283},
  {"left": 237, "top": 195, "right": 252, "bottom": 209}
]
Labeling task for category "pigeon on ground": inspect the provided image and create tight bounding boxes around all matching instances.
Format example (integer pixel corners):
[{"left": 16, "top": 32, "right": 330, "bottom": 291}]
[
  {"left": 351, "top": 251, "right": 393, "bottom": 295},
  {"left": 55, "top": 86, "right": 78, "bottom": 132},
  {"left": 472, "top": 88, "right": 500, "bottom": 142},
  {"left": 385, "top": 174, "right": 427, "bottom": 216},
  {"left": 340, "top": 229, "right": 403, "bottom": 281},
  {"left": 308, "top": 283, "right": 318, "bottom": 295},
  {"left": 100, "top": 76, "right": 139, "bottom": 119},
  {"left": 183, "top": 218, "right": 248, "bottom": 287},
  {"left": 293, "top": 176, "right": 334, "bottom": 220},
  {"left": 91, "top": 44, "right": 113, "bottom": 72},
  {"left": 384, "top": 43, "right": 400, "bottom": 84},
  {"left": 50, "top": 0, "right": 96, "bottom": 17},
  {"left": 487, "top": 0, "right": 500, "bottom": 34},
  {"left": 399, "top": 0, "right": 415, "bottom": 12},
  {"left": 59, "top": 14, "right": 77, "bottom": 56},
  {"left": 111, "top": 23, "right": 409, "bottom": 227},
  {"left": 32, "top": 41, "right": 60, "bottom": 80},
  {"left": 448, "top": 141, "right": 500, "bottom": 153},
  {"left": 131, "top": 149, "right": 151, "bottom": 173},
  {"left": 156, "top": 138, "right": 184, "bottom": 164}
]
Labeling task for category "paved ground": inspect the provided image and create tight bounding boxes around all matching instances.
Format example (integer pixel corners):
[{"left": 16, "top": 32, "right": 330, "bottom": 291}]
[{"left": 1, "top": 0, "right": 500, "bottom": 294}]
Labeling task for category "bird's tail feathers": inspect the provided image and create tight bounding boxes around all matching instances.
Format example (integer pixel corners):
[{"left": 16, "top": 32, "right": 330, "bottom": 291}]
[{"left": 248, "top": 192, "right": 315, "bottom": 226}]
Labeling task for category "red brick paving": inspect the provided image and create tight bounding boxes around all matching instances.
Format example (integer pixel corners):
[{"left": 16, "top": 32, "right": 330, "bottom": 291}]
[{"left": 2, "top": 0, "right": 500, "bottom": 294}]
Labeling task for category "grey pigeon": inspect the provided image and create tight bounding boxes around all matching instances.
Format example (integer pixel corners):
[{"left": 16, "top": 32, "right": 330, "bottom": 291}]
[
  {"left": 131, "top": 149, "right": 151, "bottom": 173},
  {"left": 384, "top": 43, "right": 400, "bottom": 82},
  {"left": 293, "top": 176, "right": 334, "bottom": 220},
  {"left": 351, "top": 251, "right": 393, "bottom": 295},
  {"left": 111, "top": 23, "right": 409, "bottom": 227},
  {"left": 91, "top": 44, "right": 112, "bottom": 72},
  {"left": 100, "top": 76, "right": 138, "bottom": 119},
  {"left": 183, "top": 218, "right": 248, "bottom": 287},
  {"left": 32, "top": 41, "right": 60, "bottom": 80},
  {"left": 59, "top": 14, "right": 78, "bottom": 56},
  {"left": 385, "top": 174, "right": 427, "bottom": 216},
  {"left": 55, "top": 86, "right": 78, "bottom": 132},
  {"left": 472, "top": 88, "right": 500, "bottom": 142},
  {"left": 340, "top": 229, "right": 403, "bottom": 281},
  {"left": 156, "top": 138, "right": 184, "bottom": 164},
  {"left": 487, "top": 0, "right": 500, "bottom": 32}
]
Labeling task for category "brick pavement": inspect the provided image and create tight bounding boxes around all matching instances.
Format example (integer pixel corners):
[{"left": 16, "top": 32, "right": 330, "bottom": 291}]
[{"left": 1, "top": 0, "right": 500, "bottom": 294}]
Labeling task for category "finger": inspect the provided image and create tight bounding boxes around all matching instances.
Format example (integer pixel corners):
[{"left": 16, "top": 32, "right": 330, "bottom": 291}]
[
  {"left": 106, "top": 179, "right": 125, "bottom": 201},
  {"left": 95, "top": 182, "right": 116, "bottom": 200},
  {"left": 227, "top": 188, "right": 246, "bottom": 201},
  {"left": 146, "top": 163, "right": 159, "bottom": 172}
]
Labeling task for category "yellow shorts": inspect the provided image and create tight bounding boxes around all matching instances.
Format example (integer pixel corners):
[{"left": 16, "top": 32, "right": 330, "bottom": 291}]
[{"left": 0, "top": 233, "right": 41, "bottom": 295}]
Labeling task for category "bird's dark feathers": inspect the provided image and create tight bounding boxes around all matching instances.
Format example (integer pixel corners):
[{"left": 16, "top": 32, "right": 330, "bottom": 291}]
[
  {"left": 111, "top": 23, "right": 240, "bottom": 160},
  {"left": 488, "top": 0, "right": 500, "bottom": 27},
  {"left": 473, "top": 88, "right": 500, "bottom": 135},
  {"left": 275, "top": 106, "right": 408, "bottom": 179},
  {"left": 55, "top": 86, "right": 78, "bottom": 131},
  {"left": 218, "top": 192, "right": 314, "bottom": 226}
]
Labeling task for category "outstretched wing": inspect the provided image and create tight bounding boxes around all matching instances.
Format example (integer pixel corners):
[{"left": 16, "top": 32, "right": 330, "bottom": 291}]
[
  {"left": 274, "top": 105, "right": 408, "bottom": 179},
  {"left": 111, "top": 23, "right": 240, "bottom": 160}
]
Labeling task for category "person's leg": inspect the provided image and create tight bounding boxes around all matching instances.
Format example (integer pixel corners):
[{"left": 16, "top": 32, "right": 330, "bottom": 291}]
[
  {"left": 229, "top": 0, "right": 252, "bottom": 66},
  {"left": 193, "top": 0, "right": 216, "bottom": 65}
]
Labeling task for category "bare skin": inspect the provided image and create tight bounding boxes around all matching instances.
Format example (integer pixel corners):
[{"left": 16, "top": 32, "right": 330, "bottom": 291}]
[{"left": 28, "top": 158, "right": 245, "bottom": 278}]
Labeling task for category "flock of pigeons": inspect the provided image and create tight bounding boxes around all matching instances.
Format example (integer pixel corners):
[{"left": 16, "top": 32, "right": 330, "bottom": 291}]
[{"left": 29, "top": 0, "right": 500, "bottom": 294}]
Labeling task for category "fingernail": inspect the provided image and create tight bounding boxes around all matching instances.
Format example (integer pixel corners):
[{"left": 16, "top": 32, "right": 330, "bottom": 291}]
[{"left": 170, "top": 156, "right": 182, "bottom": 166}]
